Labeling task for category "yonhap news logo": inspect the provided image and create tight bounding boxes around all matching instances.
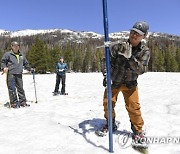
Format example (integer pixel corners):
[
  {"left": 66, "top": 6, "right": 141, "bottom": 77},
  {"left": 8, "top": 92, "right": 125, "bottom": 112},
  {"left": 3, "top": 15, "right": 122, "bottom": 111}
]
[
  {"left": 117, "top": 132, "right": 132, "bottom": 148},
  {"left": 117, "top": 133, "right": 180, "bottom": 148}
]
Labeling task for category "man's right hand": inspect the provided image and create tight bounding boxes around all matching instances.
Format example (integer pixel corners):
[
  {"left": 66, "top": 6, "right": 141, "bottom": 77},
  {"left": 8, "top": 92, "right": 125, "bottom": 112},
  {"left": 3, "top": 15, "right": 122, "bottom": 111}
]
[{"left": 3, "top": 67, "right": 8, "bottom": 73}]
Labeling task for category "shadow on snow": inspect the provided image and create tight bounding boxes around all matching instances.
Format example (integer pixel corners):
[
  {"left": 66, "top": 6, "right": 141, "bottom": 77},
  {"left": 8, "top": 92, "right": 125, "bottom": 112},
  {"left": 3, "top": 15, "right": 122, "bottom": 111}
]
[{"left": 69, "top": 118, "right": 109, "bottom": 152}]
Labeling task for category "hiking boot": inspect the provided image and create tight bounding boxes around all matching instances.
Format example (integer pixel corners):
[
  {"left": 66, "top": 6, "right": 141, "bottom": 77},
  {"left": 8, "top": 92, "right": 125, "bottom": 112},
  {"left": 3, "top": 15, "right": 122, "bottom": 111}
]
[
  {"left": 99, "top": 120, "right": 118, "bottom": 133},
  {"left": 95, "top": 120, "right": 119, "bottom": 137},
  {"left": 20, "top": 102, "right": 30, "bottom": 107},
  {"left": 132, "top": 132, "right": 148, "bottom": 148}
]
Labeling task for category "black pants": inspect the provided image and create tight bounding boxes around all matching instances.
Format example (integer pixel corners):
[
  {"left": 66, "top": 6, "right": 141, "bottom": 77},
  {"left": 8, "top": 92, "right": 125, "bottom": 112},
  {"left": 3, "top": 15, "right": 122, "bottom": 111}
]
[
  {"left": 54, "top": 74, "right": 66, "bottom": 94},
  {"left": 7, "top": 74, "right": 26, "bottom": 104}
]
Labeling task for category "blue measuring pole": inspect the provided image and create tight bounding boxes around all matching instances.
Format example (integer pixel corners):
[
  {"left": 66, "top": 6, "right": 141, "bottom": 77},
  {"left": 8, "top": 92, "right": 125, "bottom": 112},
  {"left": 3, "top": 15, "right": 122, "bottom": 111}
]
[{"left": 102, "top": 0, "right": 113, "bottom": 152}]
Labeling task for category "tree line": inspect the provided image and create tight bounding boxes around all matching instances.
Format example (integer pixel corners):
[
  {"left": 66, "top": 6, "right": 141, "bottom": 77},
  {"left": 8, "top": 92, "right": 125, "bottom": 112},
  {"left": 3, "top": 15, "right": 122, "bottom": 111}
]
[
  {"left": 26, "top": 36, "right": 180, "bottom": 73},
  {"left": 148, "top": 35, "right": 180, "bottom": 72},
  {"left": 0, "top": 33, "right": 180, "bottom": 73},
  {"left": 26, "top": 37, "right": 104, "bottom": 73}
]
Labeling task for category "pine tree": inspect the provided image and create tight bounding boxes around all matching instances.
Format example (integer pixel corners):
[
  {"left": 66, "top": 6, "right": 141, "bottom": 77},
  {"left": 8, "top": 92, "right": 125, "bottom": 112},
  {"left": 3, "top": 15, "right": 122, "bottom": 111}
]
[
  {"left": 94, "top": 48, "right": 104, "bottom": 72},
  {"left": 64, "top": 43, "right": 73, "bottom": 71},
  {"left": 73, "top": 48, "right": 83, "bottom": 72},
  {"left": 49, "top": 45, "right": 61, "bottom": 72},
  {"left": 27, "top": 37, "right": 49, "bottom": 73},
  {"left": 82, "top": 47, "right": 92, "bottom": 72},
  {"left": 176, "top": 48, "right": 180, "bottom": 71},
  {"left": 0, "top": 50, "right": 3, "bottom": 68},
  {"left": 147, "top": 36, "right": 155, "bottom": 71},
  {"left": 165, "top": 46, "right": 178, "bottom": 72},
  {"left": 156, "top": 48, "right": 165, "bottom": 72},
  {"left": 44, "top": 45, "right": 51, "bottom": 73}
]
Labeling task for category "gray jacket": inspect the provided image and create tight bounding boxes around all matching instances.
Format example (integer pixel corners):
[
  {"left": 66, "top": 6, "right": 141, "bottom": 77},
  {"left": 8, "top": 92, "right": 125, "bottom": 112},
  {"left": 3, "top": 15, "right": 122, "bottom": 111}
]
[{"left": 1, "top": 50, "right": 30, "bottom": 74}]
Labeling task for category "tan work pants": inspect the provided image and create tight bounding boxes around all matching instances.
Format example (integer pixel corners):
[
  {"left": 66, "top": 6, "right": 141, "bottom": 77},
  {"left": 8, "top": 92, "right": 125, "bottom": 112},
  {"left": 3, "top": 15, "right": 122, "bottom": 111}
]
[{"left": 103, "top": 85, "right": 144, "bottom": 133}]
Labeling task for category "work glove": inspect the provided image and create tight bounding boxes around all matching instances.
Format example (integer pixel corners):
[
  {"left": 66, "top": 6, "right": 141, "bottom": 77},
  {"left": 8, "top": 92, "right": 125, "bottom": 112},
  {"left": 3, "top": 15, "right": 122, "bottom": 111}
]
[
  {"left": 118, "top": 42, "right": 132, "bottom": 59},
  {"left": 111, "top": 42, "right": 132, "bottom": 59}
]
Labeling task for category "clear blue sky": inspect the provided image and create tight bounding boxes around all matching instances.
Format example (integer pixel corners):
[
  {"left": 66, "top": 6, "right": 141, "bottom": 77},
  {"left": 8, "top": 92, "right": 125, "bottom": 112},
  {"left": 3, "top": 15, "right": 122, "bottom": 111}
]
[{"left": 1, "top": 0, "right": 180, "bottom": 35}]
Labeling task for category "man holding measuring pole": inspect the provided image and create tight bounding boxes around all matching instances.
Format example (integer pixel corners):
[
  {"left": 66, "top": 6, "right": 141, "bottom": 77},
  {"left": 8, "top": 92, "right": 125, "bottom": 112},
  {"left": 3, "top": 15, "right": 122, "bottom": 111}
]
[{"left": 98, "top": 21, "right": 150, "bottom": 148}]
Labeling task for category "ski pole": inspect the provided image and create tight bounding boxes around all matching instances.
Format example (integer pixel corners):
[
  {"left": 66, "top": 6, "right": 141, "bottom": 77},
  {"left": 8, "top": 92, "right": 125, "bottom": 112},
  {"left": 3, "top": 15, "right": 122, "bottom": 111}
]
[
  {"left": 32, "top": 71, "right": 38, "bottom": 103},
  {"left": 102, "top": 0, "right": 113, "bottom": 152}
]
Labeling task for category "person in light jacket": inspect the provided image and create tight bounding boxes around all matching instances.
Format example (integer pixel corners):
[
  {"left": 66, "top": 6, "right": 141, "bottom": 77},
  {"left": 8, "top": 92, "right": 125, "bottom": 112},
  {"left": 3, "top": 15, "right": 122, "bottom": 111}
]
[{"left": 1, "top": 41, "right": 32, "bottom": 108}]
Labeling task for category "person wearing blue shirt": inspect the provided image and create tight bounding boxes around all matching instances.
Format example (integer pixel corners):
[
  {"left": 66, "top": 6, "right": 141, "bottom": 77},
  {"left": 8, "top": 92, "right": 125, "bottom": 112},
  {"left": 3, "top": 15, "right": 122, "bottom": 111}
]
[{"left": 53, "top": 57, "right": 68, "bottom": 95}]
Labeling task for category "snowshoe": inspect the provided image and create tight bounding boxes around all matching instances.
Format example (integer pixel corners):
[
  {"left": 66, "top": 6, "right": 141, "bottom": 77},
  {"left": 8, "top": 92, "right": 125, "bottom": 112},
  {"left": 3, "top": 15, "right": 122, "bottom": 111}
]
[
  {"left": 60, "top": 92, "right": 68, "bottom": 95},
  {"left": 132, "top": 146, "right": 148, "bottom": 154},
  {"left": 52, "top": 91, "right": 60, "bottom": 96},
  {"left": 20, "top": 102, "right": 30, "bottom": 107},
  {"left": 53, "top": 91, "right": 68, "bottom": 96},
  {"left": 4, "top": 102, "right": 20, "bottom": 108},
  {"left": 132, "top": 132, "right": 148, "bottom": 149}
]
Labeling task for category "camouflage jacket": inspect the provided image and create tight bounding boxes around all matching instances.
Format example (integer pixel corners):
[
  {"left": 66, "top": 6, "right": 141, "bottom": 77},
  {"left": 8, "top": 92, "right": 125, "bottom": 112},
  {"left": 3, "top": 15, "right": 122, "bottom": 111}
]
[{"left": 102, "top": 41, "right": 150, "bottom": 88}]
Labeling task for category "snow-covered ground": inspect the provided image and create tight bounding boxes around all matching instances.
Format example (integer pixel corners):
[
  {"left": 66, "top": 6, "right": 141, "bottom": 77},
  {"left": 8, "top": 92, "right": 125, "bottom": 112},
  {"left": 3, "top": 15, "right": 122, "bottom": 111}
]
[{"left": 0, "top": 72, "right": 180, "bottom": 154}]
